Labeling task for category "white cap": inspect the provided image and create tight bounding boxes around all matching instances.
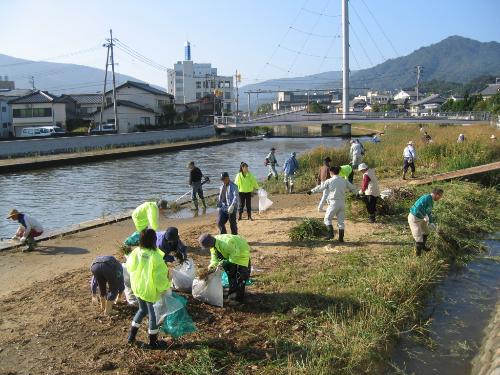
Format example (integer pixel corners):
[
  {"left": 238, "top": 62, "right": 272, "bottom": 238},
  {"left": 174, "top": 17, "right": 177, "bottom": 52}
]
[{"left": 358, "top": 163, "right": 369, "bottom": 171}]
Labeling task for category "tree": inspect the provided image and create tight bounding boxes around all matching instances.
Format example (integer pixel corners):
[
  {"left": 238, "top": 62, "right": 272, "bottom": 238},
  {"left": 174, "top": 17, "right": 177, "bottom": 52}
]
[
  {"left": 371, "top": 102, "right": 381, "bottom": 112},
  {"left": 308, "top": 102, "right": 328, "bottom": 113},
  {"left": 256, "top": 103, "right": 272, "bottom": 114},
  {"left": 160, "top": 104, "right": 177, "bottom": 127}
]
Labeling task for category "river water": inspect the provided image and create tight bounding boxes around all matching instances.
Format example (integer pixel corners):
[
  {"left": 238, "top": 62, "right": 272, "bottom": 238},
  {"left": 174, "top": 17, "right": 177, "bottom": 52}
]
[
  {"left": 0, "top": 137, "right": 350, "bottom": 237},
  {"left": 387, "top": 238, "right": 500, "bottom": 375}
]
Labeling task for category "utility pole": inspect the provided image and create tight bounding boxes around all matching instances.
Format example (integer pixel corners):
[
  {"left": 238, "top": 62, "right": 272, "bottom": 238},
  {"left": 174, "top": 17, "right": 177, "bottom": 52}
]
[
  {"left": 235, "top": 70, "right": 240, "bottom": 120},
  {"left": 30, "top": 76, "right": 35, "bottom": 90},
  {"left": 415, "top": 65, "right": 423, "bottom": 102},
  {"left": 99, "top": 29, "right": 118, "bottom": 131},
  {"left": 342, "top": 0, "right": 349, "bottom": 120},
  {"left": 247, "top": 92, "right": 251, "bottom": 120}
]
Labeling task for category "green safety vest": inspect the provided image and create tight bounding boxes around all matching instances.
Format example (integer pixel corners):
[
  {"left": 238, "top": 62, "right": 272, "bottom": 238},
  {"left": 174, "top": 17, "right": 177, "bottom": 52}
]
[{"left": 209, "top": 234, "right": 251, "bottom": 268}]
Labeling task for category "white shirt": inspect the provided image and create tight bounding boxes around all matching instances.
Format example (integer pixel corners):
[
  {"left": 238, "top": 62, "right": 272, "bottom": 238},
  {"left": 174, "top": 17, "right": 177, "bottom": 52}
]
[
  {"left": 403, "top": 145, "right": 416, "bottom": 159},
  {"left": 311, "top": 175, "right": 356, "bottom": 203}
]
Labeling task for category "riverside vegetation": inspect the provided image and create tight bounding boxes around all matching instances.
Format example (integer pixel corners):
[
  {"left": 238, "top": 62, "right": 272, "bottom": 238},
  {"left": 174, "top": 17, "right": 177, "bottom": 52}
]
[{"left": 129, "top": 124, "right": 498, "bottom": 374}]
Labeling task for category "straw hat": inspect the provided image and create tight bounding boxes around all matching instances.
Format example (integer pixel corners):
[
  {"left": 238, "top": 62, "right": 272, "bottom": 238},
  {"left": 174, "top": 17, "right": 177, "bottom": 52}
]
[
  {"left": 6, "top": 209, "right": 20, "bottom": 219},
  {"left": 407, "top": 141, "right": 413, "bottom": 145},
  {"left": 357, "top": 163, "right": 369, "bottom": 171}
]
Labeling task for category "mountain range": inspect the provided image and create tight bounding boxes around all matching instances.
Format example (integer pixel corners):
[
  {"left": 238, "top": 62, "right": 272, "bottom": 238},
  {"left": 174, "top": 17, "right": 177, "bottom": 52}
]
[{"left": 1, "top": 36, "right": 499, "bottom": 109}]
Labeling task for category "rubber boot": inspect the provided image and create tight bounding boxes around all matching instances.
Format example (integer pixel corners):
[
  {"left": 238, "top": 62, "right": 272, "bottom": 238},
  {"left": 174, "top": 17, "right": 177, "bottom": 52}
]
[
  {"left": 238, "top": 211, "right": 243, "bottom": 221},
  {"left": 415, "top": 242, "right": 424, "bottom": 256},
  {"left": 325, "top": 225, "right": 334, "bottom": 240},
  {"left": 201, "top": 199, "right": 207, "bottom": 209},
  {"left": 148, "top": 334, "right": 166, "bottom": 350},
  {"left": 127, "top": 326, "right": 139, "bottom": 343},
  {"left": 275, "top": 176, "right": 278, "bottom": 181},
  {"left": 267, "top": 175, "right": 271, "bottom": 181},
  {"left": 285, "top": 181, "right": 289, "bottom": 193},
  {"left": 338, "top": 229, "right": 345, "bottom": 243},
  {"left": 192, "top": 200, "right": 199, "bottom": 211},
  {"left": 248, "top": 212, "right": 253, "bottom": 221},
  {"left": 411, "top": 172, "right": 415, "bottom": 178},
  {"left": 100, "top": 297, "right": 106, "bottom": 311},
  {"left": 422, "top": 235, "right": 431, "bottom": 251},
  {"left": 104, "top": 300, "right": 115, "bottom": 315},
  {"left": 290, "top": 184, "right": 294, "bottom": 194},
  {"left": 369, "top": 215, "right": 376, "bottom": 223},
  {"left": 402, "top": 171, "right": 406, "bottom": 180}
]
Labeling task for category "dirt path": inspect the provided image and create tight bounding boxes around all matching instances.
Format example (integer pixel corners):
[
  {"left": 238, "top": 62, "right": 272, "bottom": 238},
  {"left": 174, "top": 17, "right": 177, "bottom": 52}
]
[
  {"left": 408, "top": 161, "right": 500, "bottom": 185},
  {"left": 0, "top": 192, "right": 399, "bottom": 375}
]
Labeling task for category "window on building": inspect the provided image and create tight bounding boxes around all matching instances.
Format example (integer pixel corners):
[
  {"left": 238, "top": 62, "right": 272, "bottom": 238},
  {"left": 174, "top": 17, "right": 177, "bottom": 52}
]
[
  {"left": 13, "top": 107, "right": 52, "bottom": 118},
  {"left": 196, "top": 81, "right": 201, "bottom": 89},
  {"left": 225, "top": 81, "right": 231, "bottom": 88},
  {"left": 1, "top": 106, "right": 6, "bottom": 112},
  {"left": 225, "top": 91, "right": 231, "bottom": 99},
  {"left": 203, "top": 81, "right": 208, "bottom": 89},
  {"left": 140, "top": 117, "right": 151, "bottom": 126},
  {"left": 175, "top": 78, "right": 183, "bottom": 85},
  {"left": 175, "top": 71, "right": 182, "bottom": 76},
  {"left": 210, "top": 81, "right": 215, "bottom": 89},
  {"left": 3, "top": 123, "right": 7, "bottom": 128},
  {"left": 196, "top": 93, "right": 201, "bottom": 99}
]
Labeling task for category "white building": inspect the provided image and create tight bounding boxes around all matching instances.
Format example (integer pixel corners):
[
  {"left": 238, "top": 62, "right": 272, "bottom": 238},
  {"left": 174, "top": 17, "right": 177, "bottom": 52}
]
[
  {"left": 394, "top": 90, "right": 419, "bottom": 102},
  {"left": 9, "top": 90, "right": 76, "bottom": 136},
  {"left": 0, "top": 88, "right": 32, "bottom": 137},
  {"left": 367, "top": 91, "right": 391, "bottom": 105},
  {"left": 167, "top": 42, "right": 234, "bottom": 113},
  {"left": 92, "top": 81, "right": 174, "bottom": 133},
  {"left": 70, "top": 94, "right": 103, "bottom": 121}
]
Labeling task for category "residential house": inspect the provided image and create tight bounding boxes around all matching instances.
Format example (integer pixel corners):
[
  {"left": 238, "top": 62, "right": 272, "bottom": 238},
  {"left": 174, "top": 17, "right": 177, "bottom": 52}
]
[
  {"left": 349, "top": 98, "right": 367, "bottom": 113},
  {"left": 478, "top": 78, "right": 500, "bottom": 100},
  {"left": 393, "top": 90, "right": 419, "bottom": 102},
  {"left": 273, "top": 90, "right": 340, "bottom": 111},
  {"left": 91, "top": 80, "right": 174, "bottom": 133},
  {"left": 69, "top": 94, "right": 103, "bottom": 121},
  {"left": 8, "top": 90, "right": 77, "bottom": 136},
  {"left": 367, "top": 91, "right": 391, "bottom": 105},
  {"left": 0, "top": 89, "right": 33, "bottom": 137},
  {"left": 409, "top": 94, "right": 447, "bottom": 116}
]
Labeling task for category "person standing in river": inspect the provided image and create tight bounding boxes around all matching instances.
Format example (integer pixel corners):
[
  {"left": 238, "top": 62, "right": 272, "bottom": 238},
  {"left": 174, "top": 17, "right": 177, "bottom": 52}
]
[
  {"left": 188, "top": 161, "right": 207, "bottom": 210},
  {"left": 265, "top": 147, "right": 279, "bottom": 180}
]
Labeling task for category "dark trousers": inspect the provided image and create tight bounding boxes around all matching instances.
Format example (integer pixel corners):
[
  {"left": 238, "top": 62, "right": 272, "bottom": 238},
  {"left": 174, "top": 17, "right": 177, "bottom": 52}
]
[
  {"left": 217, "top": 210, "right": 238, "bottom": 235},
  {"left": 223, "top": 261, "right": 251, "bottom": 302},
  {"left": 238, "top": 192, "right": 252, "bottom": 217},
  {"left": 191, "top": 181, "right": 204, "bottom": 201},
  {"left": 90, "top": 260, "right": 124, "bottom": 301},
  {"left": 363, "top": 195, "right": 378, "bottom": 219},
  {"left": 403, "top": 158, "right": 415, "bottom": 173}
]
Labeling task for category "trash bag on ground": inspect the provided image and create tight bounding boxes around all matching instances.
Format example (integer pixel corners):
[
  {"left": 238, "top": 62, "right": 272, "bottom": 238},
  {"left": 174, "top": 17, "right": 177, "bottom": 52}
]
[
  {"left": 153, "top": 289, "right": 185, "bottom": 325},
  {"left": 221, "top": 271, "right": 253, "bottom": 288},
  {"left": 122, "top": 263, "right": 138, "bottom": 305},
  {"left": 124, "top": 231, "right": 140, "bottom": 246},
  {"left": 258, "top": 188, "right": 273, "bottom": 213},
  {"left": 192, "top": 268, "right": 223, "bottom": 307},
  {"left": 161, "top": 292, "right": 197, "bottom": 338},
  {"left": 171, "top": 258, "right": 197, "bottom": 292}
]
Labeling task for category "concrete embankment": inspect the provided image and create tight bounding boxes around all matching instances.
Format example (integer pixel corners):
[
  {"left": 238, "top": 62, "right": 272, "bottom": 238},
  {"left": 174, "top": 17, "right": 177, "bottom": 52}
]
[
  {"left": 471, "top": 302, "right": 500, "bottom": 375},
  {"left": 0, "top": 125, "right": 216, "bottom": 159},
  {"left": 0, "top": 136, "right": 248, "bottom": 174}
]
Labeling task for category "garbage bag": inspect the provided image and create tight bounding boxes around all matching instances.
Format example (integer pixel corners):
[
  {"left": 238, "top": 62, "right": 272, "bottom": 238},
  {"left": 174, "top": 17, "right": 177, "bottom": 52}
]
[
  {"left": 124, "top": 231, "right": 140, "bottom": 246},
  {"left": 192, "top": 268, "right": 223, "bottom": 307},
  {"left": 122, "top": 263, "right": 138, "bottom": 305},
  {"left": 161, "top": 293, "right": 197, "bottom": 338},
  {"left": 153, "top": 289, "right": 185, "bottom": 325},
  {"left": 171, "top": 258, "right": 197, "bottom": 292},
  {"left": 258, "top": 188, "right": 273, "bottom": 213}
]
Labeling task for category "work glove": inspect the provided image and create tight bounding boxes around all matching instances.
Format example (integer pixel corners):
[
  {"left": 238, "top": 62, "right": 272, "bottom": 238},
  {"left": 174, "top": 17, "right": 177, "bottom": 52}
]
[
  {"left": 358, "top": 190, "right": 364, "bottom": 195},
  {"left": 228, "top": 204, "right": 235, "bottom": 214},
  {"left": 20, "top": 237, "right": 27, "bottom": 244},
  {"left": 307, "top": 191, "right": 312, "bottom": 195}
]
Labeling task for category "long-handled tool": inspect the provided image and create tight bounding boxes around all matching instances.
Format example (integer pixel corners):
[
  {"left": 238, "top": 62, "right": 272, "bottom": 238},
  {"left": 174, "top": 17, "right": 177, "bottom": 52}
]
[{"left": 174, "top": 176, "right": 211, "bottom": 203}]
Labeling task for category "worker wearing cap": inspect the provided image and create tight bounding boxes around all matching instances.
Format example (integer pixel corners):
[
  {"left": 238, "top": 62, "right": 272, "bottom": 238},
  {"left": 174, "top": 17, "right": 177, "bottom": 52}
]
[
  {"left": 317, "top": 157, "right": 331, "bottom": 211},
  {"left": 283, "top": 152, "right": 299, "bottom": 193},
  {"left": 402, "top": 141, "right": 417, "bottom": 180},
  {"left": 408, "top": 188, "right": 444, "bottom": 256},
  {"left": 265, "top": 147, "right": 279, "bottom": 180},
  {"left": 357, "top": 163, "right": 380, "bottom": 223},
  {"left": 6, "top": 209, "right": 44, "bottom": 252},
  {"left": 217, "top": 172, "right": 239, "bottom": 235},
  {"left": 132, "top": 200, "right": 168, "bottom": 232},
  {"left": 156, "top": 227, "right": 187, "bottom": 263},
  {"left": 198, "top": 233, "right": 251, "bottom": 302}
]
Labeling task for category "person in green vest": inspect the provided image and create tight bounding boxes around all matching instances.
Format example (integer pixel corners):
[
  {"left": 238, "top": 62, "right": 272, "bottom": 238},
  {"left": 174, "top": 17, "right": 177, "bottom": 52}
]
[
  {"left": 234, "top": 162, "right": 260, "bottom": 221},
  {"left": 126, "top": 229, "right": 170, "bottom": 349},
  {"left": 132, "top": 200, "right": 168, "bottom": 232},
  {"left": 339, "top": 164, "right": 352, "bottom": 180},
  {"left": 198, "top": 233, "right": 251, "bottom": 303},
  {"left": 408, "top": 188, "right": 444, "bottom": 256}
]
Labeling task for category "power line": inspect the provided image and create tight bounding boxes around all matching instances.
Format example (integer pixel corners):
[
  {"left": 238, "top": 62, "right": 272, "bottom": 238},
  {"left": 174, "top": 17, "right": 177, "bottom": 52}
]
[
  {"left": 301, "top": 7, "right": 341, "bottom": 18},
  {"left": 349, "top": 24, "right": 374, "bottom": 67},
  {"left": 288, "top": 26, "right": 340, "bottom": 39},
  {"left": 350, "top": 2, "right": 385, "bottom": 61},
  {"left": 278, "top": 44, "right": 342, "bottom": 59},
  {"left": 359, "top": 0, "right": 399, "bottom": 57}
]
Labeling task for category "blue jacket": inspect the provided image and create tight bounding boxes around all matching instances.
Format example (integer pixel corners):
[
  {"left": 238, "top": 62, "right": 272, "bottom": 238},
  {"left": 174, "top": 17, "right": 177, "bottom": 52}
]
[
  {"left": 410, "top": 194, "right": 435, "bottom": 223},
  {"left": 217, "top": 181, "right": 239, "bottom": 212},
  {"left": 283, "top": 155, "right": 299, "bottom": 175},
  {"left": 156, "top": 230, "right": 187, "bottom": 262}
]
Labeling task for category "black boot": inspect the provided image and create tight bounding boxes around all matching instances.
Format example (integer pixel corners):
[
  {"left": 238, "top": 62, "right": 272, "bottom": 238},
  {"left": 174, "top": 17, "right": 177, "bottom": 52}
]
[
  {"left": 325, "top": 225, "right": 334, "bottom": 240},
  {"left": 267, "top": 175, "right": 271, "bottom": 181},
  {"left": 201, "top": 199, "right": 207, "bottom": 209},
  {"left": 148, "top": 334, "right": 166, "bottom": 350},
  {"left": 415, "top": 242, "right": 424, "bottom": 256},
  {"left": 338, "top": 229, "right": 345, "bottom": 243},
  {"left": 369, "top": 215, "right": 376, "bottom": 223},
  {"left": 285, "top": 181, "right": 289, "bottom": 192},
  {"left": 422, "top": 235, "right": 430, "bottom": 251},
  {"left": 127, "top": 326, "right": 139, "bottom": 343},
  {"left": 238, "top": 211, "right": 243, "bottom": 221}
]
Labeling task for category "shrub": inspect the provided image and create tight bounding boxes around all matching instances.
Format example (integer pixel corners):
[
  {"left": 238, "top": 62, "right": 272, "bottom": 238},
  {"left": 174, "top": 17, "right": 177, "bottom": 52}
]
[{"left": 289, "top": 218, "right": 328, "bottom": 241}]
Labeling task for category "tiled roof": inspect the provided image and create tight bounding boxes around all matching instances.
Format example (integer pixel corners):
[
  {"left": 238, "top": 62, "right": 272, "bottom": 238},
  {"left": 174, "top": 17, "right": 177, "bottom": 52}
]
[
  {"left": 8, "top": 90, "right": 75, "bottom": 104},
  {"left": 69, "top": 94, "right": 103, "bottom": 105},
  {"left": 411, "top": 94, "right": 446, "bottom": 106},
  {"left": 107, "top": 80, "right": 172, "bottom": 97},
  {"left": 479, "top": 84, "right": 500, "bottom": 96},
  {"left": 90, "top": 100, "right": 156, "bottom": 115},
  {"left": 0, "top": 89, "right": 34, "bottom": 99}
]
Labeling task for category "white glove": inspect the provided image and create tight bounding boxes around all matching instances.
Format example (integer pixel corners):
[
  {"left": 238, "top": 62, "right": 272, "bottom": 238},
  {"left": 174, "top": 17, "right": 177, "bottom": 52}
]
[
  {"left": 20, "top": 237, "right": 27, "bottom": 243},
  {"left": 358, "top": 190, "right": 364, "bottom": 195},
  {"left": 228, "top": 204, "right": 235, "bottom": 214}
]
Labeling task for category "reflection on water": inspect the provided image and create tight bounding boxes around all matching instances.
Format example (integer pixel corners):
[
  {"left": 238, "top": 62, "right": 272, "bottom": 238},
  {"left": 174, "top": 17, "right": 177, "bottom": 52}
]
[
  {"left": 0, "top": 137, "right": 351, "bottom": 236},
  {"left": 387, "top": 239, "right": 500, "bottom": 375}
]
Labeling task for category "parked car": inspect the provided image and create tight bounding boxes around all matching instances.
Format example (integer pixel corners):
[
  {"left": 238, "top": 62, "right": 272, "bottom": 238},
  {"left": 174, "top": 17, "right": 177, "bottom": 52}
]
[
  {"left": 19, "top": 126, "right": 65, "bottom": 138},
  {"left": 89, "top": 123, "right": 117, "bottom": 135}
]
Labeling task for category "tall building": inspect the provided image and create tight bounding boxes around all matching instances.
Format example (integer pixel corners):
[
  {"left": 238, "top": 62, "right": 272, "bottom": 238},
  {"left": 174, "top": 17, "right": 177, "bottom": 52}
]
[{"left": 168, "top": 42, "right": 234, "bottom": 113}]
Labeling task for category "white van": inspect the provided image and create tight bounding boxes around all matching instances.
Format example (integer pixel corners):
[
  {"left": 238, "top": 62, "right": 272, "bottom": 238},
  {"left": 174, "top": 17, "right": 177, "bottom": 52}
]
[{"left": 19, "top": 126, "right": 65, "bottom": 138}]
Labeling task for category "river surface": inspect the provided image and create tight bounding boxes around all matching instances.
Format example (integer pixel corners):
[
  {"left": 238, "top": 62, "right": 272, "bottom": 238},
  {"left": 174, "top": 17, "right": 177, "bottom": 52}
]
[
  {"left": 0, "top": 137, "right": 351, "bottom": 236},
  {"left": 387, "top": 238, "right": 500, "bottom": 375}
]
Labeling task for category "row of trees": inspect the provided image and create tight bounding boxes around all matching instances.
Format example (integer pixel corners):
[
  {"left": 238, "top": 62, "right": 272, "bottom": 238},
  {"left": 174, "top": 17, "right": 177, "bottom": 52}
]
[{"left": 441, "top": 92, "right": 500, "bottom": 114}]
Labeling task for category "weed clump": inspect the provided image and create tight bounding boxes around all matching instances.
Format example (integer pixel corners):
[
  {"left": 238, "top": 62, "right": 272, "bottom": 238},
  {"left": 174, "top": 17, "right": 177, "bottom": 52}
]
[{"left": 289, "top": 218, "right": 328, "bottom": 241}]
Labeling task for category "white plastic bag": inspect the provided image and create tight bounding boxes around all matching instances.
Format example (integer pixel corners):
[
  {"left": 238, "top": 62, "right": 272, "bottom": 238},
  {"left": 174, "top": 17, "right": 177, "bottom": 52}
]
[
  {"left": 153, "top": 289, "right": 185, "bottom": 325},
  {"left": 258, "top": 188, "right": 273, "bottom": 213},
  {"left": 171, "top": 258, "right": 197, "bottom": 292},
  {"left": 122, "top": 263, "right": 138, "bottom": 306},
  {"left": 192, "top": 268, "right": 223, "bottom": 307}
]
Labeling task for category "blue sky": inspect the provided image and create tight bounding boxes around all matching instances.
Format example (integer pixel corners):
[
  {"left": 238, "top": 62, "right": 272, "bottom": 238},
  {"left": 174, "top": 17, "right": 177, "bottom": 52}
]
[{"left": 1, "top": 0, "right": 499, "bottom": 88}]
